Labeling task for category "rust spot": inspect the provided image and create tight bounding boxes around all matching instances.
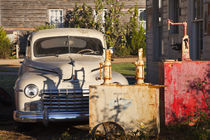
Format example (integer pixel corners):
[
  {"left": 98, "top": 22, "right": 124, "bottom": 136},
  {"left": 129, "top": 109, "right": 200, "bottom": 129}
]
[{"left": 163, "top": 61, "right": 210, "bottom": 125}]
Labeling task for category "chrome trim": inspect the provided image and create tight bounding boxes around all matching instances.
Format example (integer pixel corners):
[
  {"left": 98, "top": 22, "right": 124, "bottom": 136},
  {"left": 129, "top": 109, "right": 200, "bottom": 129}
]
[
  {"left": 40, "top": 89, "right": 89, "bottom": 94},
  {"left": 13, "top": 111, "right": 89, "bottom": 123},
  {"left": 41, "top": 88, "right": 89, "bottom": 113},
  {"left": 14, "top": 88, "right": 90, "bottom": 123}
]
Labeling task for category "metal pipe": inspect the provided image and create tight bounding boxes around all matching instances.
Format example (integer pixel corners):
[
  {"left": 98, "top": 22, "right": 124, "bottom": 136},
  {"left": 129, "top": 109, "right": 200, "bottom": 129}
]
[
  {"left": 134, "top": 48, "right": 144, "bottom": 84},
  {"left": 168, "top": 19, "right": 191, "bottom": 60},
  {"left": 168, "top": 19, "right": 187, "bottom": 36}
]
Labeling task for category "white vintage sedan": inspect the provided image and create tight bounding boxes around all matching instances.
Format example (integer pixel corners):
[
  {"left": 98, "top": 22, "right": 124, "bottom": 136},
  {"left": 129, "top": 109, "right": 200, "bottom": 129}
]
[{"left": 13, "top": 28, "right": 128, "bottom": 124}]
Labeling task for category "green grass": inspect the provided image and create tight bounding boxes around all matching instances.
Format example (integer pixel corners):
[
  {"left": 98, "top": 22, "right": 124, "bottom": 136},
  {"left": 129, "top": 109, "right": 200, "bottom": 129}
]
[{"left": 112, "top": 63, "right": 136, "bottom": 76}]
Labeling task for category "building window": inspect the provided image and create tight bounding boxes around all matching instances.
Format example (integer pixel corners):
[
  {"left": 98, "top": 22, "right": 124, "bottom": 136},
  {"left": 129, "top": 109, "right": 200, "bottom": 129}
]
[
  {"left": 169, "top": 0, "right": 179, "bottom": 34},
  {"left": 138, "top": 9, "right": 146, "bottom": 29},
  {"left": 49, "top": 9, "right": 63, "bottom": 27},
  {"left": 158, "top": 0, "right": 162, "bottom": 23}
]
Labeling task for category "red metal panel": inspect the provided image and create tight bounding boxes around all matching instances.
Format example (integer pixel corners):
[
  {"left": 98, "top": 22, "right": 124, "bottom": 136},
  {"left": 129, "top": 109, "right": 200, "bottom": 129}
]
[{"left": 164, "top": 61, "right": 210, "bottom": 125}]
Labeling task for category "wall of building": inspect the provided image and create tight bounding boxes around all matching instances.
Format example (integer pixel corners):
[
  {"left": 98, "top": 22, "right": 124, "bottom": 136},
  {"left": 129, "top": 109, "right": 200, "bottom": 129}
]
[
  {"left": 202, "top": 0, "right": 210, "bottom": 60},
  {"left": 162, "top": 0, "right": 188, "bottom": 60},
  {"left": 145, "top": 0, "right": 162, "bottom": 84},
  {"left": 0, "top": 0, "right": 145, "bottom": 28}
]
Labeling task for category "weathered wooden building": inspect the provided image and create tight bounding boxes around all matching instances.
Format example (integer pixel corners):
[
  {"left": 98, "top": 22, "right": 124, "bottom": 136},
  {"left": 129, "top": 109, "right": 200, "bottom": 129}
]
[
  {"left": 146, "top": 0, "right": 210, "bottom": 83},
  {"left": 0, "top": 0, "right": 146, "bottom": 28}
]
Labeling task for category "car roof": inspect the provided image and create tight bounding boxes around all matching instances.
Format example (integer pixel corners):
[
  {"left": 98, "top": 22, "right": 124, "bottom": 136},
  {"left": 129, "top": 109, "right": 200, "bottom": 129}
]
[{"left": 31, "top": 28, "right": 104, "bottom": 42}]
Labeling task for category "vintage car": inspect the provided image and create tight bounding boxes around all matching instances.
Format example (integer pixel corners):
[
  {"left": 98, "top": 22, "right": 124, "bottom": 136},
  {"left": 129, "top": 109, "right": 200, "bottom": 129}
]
[{"left": 13, "top": 28, "right": 128, "bottom": 124}]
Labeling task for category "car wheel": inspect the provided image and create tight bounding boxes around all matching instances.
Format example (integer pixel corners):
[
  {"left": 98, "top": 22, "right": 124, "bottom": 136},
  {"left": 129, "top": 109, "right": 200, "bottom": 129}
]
[{"left": 91, "top": 122, "right": 126, "bottom": 140}]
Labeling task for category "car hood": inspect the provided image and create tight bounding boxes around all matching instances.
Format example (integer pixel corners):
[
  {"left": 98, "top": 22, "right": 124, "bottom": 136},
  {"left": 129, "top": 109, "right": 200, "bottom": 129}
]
[{"left": 24, "top": 55, "right": 103, "bottom": 80}]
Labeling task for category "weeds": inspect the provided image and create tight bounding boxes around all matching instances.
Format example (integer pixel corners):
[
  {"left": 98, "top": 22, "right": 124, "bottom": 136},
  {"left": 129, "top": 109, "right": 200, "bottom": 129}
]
[{"left": 163, "top": 110, "right": 209, "bottom": 140}]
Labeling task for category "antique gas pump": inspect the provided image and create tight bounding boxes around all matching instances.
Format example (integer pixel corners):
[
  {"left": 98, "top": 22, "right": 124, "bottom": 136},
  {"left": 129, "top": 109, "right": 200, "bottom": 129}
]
[
  {"left": 134, "top": 48, "right": 144, "bottom": 84},
  {"left": 100, "top": 49, "right": 112, "bottom": 85}
]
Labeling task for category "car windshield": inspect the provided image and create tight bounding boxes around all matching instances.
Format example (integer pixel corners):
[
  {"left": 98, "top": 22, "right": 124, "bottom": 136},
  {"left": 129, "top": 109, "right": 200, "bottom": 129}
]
[{"left": 34, "top": 36, "right": 103, "bottom": 57}]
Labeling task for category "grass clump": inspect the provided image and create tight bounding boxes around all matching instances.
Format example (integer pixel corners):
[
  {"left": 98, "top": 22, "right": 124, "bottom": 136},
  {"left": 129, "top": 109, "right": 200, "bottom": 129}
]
[{"left": 112, "top": 63, "right": 136, "bottom": 76}]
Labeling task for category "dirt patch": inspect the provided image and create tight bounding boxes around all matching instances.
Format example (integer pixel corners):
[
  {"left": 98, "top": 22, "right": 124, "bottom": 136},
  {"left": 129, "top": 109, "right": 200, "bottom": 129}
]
[
  {"left": 0, "top": 130, "right": 34, "bottom": 140},
  {"left": 0, "top": 59, "right": 23, "bottom": 66}
]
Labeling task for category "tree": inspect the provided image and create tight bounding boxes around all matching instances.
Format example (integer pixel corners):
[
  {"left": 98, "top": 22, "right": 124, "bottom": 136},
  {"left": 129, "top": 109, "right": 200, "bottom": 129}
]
[
  {"left": 127, "top": 6, "right": 146, "bottom": 55},
  {"left": 64, "top": 3, "right": 95, "bottom": 29},
  {"left": 104, "top": 0, "right": 125, "bottom": 49},
  {"left": 0, "top": 26, "right": 12, "bottom": 58}
]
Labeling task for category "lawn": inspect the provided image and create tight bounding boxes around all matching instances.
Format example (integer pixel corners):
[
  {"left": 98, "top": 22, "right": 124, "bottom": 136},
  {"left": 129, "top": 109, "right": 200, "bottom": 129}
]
[{"left": 112, "top": 62, "right": 136, "bottom": 76}]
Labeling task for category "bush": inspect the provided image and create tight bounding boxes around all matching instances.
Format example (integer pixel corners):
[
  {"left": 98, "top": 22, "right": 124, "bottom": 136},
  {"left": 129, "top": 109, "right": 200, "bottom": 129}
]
[
  {"left": 64, "top": 3, "right": 96, "bottom": 29},
  {"left": 104, "top": 0, "right": 125, "bottom": 46},
  {"left": 0, "top": 26, "right": 12, "bottom": 59},
  {"left": 35, "top": 24, "right": 55, "bottom": 31},
  {"left": 126, "top": 6, "right": 146, "bottom": 55}
]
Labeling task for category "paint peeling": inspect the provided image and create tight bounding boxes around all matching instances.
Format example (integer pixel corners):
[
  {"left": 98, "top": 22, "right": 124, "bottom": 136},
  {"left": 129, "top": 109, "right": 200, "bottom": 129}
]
[{"left": 163, "top": 61, "right": 210, "bottom": 125}]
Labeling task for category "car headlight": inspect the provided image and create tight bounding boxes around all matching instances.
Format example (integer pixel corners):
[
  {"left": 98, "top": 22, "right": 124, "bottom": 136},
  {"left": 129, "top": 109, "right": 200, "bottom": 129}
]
[{"left": 24, "top": 84, "right": 39, "bottom": 98}]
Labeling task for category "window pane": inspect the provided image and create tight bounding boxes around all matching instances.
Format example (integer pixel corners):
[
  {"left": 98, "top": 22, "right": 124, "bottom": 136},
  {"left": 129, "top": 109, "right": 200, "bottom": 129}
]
[{"left": 49, "top": 9, "right": 63, "bottom": 27}]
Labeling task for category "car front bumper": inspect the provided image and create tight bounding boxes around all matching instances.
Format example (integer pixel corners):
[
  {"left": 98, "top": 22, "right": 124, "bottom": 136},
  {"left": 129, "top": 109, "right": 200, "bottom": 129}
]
[{"left": 13, "top": 110, "right": 89, "bottom": 123}]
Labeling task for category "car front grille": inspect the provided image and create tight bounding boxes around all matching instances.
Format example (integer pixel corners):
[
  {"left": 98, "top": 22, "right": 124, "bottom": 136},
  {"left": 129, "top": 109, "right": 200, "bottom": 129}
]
[{"left": 41, "top": 89, "right": 89, "bottom": 114}]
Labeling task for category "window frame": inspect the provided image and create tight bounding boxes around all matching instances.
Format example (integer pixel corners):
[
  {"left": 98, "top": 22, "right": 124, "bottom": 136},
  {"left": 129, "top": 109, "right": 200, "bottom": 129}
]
[
  {"left": 48, "top": 9, "right": 64, "bottom": 27},
  {"left": 138, "top": 8, "right": 146, "bottom": 29}
]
